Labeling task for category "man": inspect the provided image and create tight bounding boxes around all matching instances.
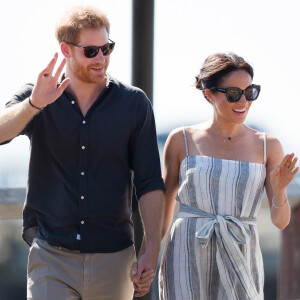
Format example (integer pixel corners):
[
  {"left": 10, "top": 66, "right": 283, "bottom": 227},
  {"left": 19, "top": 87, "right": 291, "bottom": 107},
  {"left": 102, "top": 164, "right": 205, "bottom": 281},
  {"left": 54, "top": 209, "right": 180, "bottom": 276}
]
[{"left": 0, "top": 6, "right": 165, "bottom": 300}]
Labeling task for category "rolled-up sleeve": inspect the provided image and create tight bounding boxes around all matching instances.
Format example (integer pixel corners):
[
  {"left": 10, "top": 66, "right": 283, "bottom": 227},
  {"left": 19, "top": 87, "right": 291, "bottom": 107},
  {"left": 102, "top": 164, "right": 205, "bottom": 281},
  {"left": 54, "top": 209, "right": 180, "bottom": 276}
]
[
  {"left": 0, "top": 83, "right": 34, "bottom": 145},
  {"left": 130, "top": 91, "right": 165, "bottom": 199}
]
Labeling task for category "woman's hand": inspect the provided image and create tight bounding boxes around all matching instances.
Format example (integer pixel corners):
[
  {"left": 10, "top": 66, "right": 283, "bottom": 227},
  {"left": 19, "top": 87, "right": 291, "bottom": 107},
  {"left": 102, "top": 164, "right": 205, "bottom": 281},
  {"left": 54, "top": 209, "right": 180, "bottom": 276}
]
[{"left": 270, "top": 153, "right": 299, "bottom": 193}]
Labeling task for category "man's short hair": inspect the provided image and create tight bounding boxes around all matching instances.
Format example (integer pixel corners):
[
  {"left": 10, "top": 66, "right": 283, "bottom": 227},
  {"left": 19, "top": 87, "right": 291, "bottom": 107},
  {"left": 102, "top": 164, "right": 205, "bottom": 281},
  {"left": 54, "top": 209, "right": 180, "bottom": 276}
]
[{"left": 55, "top": 6, "right": 110, "bottom": 44}]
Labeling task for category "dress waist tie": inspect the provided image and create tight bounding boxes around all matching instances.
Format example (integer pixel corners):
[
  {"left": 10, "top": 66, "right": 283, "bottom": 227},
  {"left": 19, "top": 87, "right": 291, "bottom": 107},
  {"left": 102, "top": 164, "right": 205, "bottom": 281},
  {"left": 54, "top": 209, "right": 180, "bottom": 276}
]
[{"left": 177, "top": 203, "right": 260, "bottom": 300}]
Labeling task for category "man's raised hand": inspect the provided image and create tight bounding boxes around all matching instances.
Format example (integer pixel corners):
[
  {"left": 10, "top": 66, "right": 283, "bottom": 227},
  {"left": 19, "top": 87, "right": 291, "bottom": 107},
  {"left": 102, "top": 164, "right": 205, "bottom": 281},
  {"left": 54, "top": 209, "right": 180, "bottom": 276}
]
[{"left": 29, "top": 53, "right": 70, "bottom": 109}]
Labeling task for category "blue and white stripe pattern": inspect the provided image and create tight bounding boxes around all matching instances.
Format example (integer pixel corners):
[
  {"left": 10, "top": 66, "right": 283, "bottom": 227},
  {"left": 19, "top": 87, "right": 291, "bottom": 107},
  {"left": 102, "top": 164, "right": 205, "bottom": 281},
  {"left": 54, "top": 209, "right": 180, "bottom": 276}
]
[{"left": 159, "top": 131, "right": 266, "bottom": 300}]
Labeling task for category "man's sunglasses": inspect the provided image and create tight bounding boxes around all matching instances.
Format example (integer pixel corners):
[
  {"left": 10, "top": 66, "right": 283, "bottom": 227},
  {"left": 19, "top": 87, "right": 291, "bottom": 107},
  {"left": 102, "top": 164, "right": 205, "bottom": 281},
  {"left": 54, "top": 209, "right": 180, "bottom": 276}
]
[
  {"left": 210, "top": 84, "right": 261, "bottom": 103},
  {"left": 64, "top": 39, "right": 115, "bottom": 58}
]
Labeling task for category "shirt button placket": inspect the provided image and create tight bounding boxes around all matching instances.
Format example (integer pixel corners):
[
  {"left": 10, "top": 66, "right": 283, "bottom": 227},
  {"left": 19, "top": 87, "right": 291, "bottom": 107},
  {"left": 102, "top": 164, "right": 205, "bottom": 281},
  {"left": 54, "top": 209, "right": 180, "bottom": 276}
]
[{"left": 79, "top": 119, "right": 88, "bottom": 250}]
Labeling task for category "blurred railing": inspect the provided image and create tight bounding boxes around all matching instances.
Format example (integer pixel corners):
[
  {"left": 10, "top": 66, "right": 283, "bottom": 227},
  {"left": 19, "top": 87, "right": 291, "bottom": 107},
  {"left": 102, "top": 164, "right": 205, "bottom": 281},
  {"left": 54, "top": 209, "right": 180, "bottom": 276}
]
[
  {"left": 2, "top": 181, "right": 300, "bottom": 219},
  {"left": 0, "top": 188, "right": 25, "bottom": 219}
]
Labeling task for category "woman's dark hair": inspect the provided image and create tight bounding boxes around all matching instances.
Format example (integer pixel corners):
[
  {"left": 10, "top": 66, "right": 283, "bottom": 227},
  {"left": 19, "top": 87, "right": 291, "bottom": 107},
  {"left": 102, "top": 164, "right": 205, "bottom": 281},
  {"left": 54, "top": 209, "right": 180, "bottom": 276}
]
[{"left": 195, "top": 52, "right": 254, "bottom": 102}]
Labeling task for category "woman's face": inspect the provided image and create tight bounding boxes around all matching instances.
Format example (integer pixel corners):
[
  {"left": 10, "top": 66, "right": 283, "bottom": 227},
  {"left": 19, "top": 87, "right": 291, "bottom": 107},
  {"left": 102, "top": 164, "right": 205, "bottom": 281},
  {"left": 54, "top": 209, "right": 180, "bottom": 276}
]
[{"left": 206, "top": 70, "right": 254, "bottom": 125}]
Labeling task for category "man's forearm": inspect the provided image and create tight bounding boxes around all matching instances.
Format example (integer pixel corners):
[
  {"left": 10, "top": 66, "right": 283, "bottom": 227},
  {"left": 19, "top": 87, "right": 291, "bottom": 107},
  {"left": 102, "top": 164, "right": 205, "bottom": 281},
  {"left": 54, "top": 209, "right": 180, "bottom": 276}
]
[
  {"left": 139, "top": 190, "right": 165, "bottom": 256},
  {"left": 0, "top": 98, "right": 38, "bottom": 143}
]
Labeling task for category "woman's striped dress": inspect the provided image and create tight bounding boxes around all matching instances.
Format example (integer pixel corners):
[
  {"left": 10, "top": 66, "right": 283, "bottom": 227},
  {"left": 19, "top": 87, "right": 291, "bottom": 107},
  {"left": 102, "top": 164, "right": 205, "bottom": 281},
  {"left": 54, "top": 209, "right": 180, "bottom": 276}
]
[{"left": 159, "top": 129, "right": 266, "bottom": 300}]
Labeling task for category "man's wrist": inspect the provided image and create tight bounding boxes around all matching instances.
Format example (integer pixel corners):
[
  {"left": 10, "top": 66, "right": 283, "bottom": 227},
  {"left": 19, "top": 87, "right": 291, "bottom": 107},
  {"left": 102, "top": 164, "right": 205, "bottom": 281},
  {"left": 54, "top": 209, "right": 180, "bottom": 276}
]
[
  {"left": 144, "top": 244, "right": 160, "bottom": 260},
  {"left": 28, "top": 97, "right": 44, "bottom": 111}
]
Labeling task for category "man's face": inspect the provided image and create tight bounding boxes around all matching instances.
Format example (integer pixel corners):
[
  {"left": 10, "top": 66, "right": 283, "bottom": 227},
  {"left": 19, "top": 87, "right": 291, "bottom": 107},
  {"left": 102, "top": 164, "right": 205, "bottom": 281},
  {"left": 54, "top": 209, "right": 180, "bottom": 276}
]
[{"left": 69, "top": 27, "right": 110, "bottom": 84}]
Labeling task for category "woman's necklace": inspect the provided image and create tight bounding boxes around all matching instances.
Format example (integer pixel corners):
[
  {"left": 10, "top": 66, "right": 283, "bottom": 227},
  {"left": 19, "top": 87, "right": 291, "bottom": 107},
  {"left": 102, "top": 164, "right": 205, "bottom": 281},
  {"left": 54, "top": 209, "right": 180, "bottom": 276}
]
[{"left": 224, "top": 137, "right": 231, "bottom": 142}]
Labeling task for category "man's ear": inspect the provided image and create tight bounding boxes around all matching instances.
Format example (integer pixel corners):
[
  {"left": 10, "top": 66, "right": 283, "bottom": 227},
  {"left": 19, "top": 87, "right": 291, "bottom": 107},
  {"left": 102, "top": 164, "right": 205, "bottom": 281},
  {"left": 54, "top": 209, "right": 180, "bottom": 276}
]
[{"left": 60, "top": 42, "right": 72, "bottom": 58}]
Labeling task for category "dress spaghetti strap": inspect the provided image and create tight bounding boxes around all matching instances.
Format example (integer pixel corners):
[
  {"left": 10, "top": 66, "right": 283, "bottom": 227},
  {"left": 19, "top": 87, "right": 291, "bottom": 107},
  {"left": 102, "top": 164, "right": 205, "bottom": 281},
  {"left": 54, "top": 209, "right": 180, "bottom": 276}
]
[
  {"left": 263, "top": 132, "right": 266, "bottom": 165},
  {"left": 182, "top": 127, "right": 189, "bottom": 157},
  {"left": 182, "top": 127, "right": 189, "bottom": 168}
]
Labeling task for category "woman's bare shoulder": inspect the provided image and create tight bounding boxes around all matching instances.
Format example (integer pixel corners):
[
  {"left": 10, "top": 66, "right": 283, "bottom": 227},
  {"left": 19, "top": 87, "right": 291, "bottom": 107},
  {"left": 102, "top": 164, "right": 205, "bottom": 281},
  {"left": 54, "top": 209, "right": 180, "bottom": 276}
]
[
  {"left": 164, "top": 127, "right": 185, "bottom": 152},
  {"left": 265, "top": 133, "right": 283, "bottom": 157},
  {"left": 247, "top": 126, "right": 281, "bottom": 145},
  {"left": 251, "top": 128, "right": 282, "bottom": 147},
  {"left": 251, "top": 129, "right": 283, "bottom": 161}
]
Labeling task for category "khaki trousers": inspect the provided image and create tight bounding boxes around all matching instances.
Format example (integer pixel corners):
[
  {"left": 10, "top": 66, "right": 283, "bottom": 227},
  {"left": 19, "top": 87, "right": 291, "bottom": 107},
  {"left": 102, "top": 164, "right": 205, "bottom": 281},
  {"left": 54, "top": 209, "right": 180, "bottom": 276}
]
[{"left": 27, "top": 238, "right": 136, "bottom": 300}]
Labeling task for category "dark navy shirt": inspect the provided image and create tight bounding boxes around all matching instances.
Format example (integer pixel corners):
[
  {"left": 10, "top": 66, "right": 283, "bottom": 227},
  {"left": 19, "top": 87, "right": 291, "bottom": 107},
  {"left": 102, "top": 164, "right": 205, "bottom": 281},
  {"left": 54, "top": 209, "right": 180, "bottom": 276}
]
[{"left": 2, "top": 76, "right": 165, "bottom": 253}]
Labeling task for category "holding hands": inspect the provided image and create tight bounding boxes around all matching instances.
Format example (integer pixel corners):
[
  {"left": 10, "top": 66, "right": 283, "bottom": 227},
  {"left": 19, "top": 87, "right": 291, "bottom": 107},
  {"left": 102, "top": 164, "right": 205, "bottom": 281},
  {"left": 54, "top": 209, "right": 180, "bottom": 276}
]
[
  {"left": 130, "top": 261, "right": 155, "bottom": 297},
  {"left": 30, "top": 53, "right": 70, "bottom": 110}
]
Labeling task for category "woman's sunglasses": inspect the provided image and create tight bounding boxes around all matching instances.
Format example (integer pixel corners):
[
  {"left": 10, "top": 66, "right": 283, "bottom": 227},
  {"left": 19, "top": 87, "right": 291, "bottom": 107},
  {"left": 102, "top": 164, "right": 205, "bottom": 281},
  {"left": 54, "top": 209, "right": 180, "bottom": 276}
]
[
  {"left": 210, "top": 84, "right": 261, "bottom": 103},
  {"left": 64, "top": 39, "right": 115, "bottom": 58}
]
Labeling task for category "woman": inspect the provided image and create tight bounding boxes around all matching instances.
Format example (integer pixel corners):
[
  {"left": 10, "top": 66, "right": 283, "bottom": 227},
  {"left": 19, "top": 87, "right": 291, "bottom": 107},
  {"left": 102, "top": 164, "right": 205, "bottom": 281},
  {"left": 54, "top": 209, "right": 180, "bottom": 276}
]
[{"left": 158, "top": 52, "right": 298, "bottom": 300}]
